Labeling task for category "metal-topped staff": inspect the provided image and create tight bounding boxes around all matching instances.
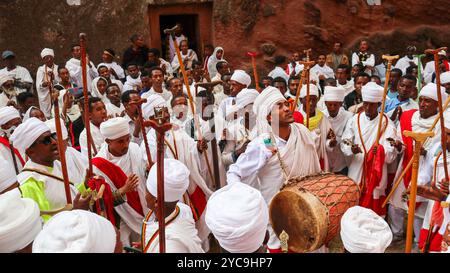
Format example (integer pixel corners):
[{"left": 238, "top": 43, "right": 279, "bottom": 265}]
[
  {"left": 164, "top": 24, "right": 215, "bottom": 184},
  {"left": 79, "top": 33, "right": 93, "bottom": 178}
]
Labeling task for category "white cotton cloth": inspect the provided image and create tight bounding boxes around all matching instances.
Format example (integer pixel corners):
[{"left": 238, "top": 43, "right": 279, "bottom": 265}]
[
  {"left": 340, "top": 206, "right": 392, "bottom": 253},
  {"left": 99, "top": 117, "right": 130, "bottom": 140},
  {"left": 0, "top": 189, "right": 41, "bottom": 253},
  {"left": 231, "top": 70, "right": 251, "bottom": 87},
  {"left": 0, "top": 154, "right": 17, "bottom": 193},
  {"left": 324, "top": 86, "right": 346, "bottom": 102},
  {"left": 142, "top": 94, "right": 167, "bottom": 119},
  {"left": 207, "top": 47, "right": 225, "bottom": 79},
  {"left": 45, "top": 118, "right": 68, "bottom": 140},
  {"left": 205, "top": 182, "right": 268, "bottom": 253},
  {"left": 299, "top": 84, "right": 319, "bottom": 98},
  {"left": 32, "top": 210, "right": 116, "bottom": 253},
  {"left": 146, "top": 158, "right": 190, "bottom": 202},
  {"left": 441, "top": 71, "right": 450, "bottom": 84},
  {"left": 10, "top": 117, "right": 50, "bottom": 156},
  {"left": 0, "top": 73, "right": 13, "bottom": 86},
  {"left": 361, "top": 81, "right": 384, "bottom": 103},
  {"left": 40, "top": 48, "right": 54, "bottom": 59},
  {"left": 419, "top": 83, "right": 447, "bottom": 102},
  {"left": 79, "top": 122, "right": 104, "bottom": 157},
  {"left": 23, "top": 106, "right": 43, "bottom": 122},
  {"left": 0, "top": 106, "right": 20, "bottom": 126},
  {"left": 252, "top": 86, "right": 286, "bottom": 135},
  {"left": 226, "top": 88, "right": 259, "bottom": 117}
]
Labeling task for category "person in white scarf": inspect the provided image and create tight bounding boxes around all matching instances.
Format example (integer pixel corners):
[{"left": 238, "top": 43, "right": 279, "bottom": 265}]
[
  {"left": 388, "top": 83, "right": 446, "bottom": 242},
  {"left": 100, "top": 48, "right": 125, "bottom": 80},
  {"left": 340, "top": 206, "right": 392, "bottom": 253},
  {"left": 36, "top": 48, "right": 59, "bottom": 118},
  {"left": 228, "top": 86, "right": 321, "bottom": 252},
  {"left": 96, "top": 64, "right": 124, "bottom": 91},
  {"left": 96, "top": 117, "right": 147, "bottom": 246},
  {"left": 0, "top": 106, "right": 24, "bottom": 173},
  {"left": 299, "top": 84, "right": 333, "bottom": 171},
  {"left": 33, "top": 210, "right": 121, "bottom": 253},
  {"left": 322, "top": 86, "right": 354, "bottom": 173},
  {"left": 123, "top": 63, "right": 142, "bottom": 92},
  {"left": 205, "top": 182, "right": 269, "bottom": 253},
  {"left": 0, "top": 73, "right": 20, "bottom": 107},
  {"left": 171, "top": 40, "right": 198, "bottom": 76},
  {"left": 79, "top": 97, "right": 107, "bottom": 156},
  {"left": 90, "top": 76, "right": 109, "bottom": 104},
  {"left": 143, "top": 158, "right": 204, "bottom": 253},
  {"left": 341, "top": 82, "right": 400, "bottom": 216},
  {"left": 0, "top": 189, "right": 41, "bottom": 253},
  {"left": 23, "top": 106, "right": 46, "bottom": 122},
  {"left": 65, "top": 45, "right": 97, "bottom": 92},
  {"left": 218, "top": 70, "right": 251, "bottom": 121},
  {"left": 207, "top": 47, "right": 225, "bottom": 79}
]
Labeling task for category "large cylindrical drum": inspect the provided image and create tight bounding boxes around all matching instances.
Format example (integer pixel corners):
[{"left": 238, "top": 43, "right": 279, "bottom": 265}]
[{"left": 269, "top": 173, "right": 360, "bottom": 253}]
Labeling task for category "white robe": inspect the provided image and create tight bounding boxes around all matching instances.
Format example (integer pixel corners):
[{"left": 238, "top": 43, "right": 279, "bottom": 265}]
[
  {"left": 310, "top": 64, "right": 335, "bottom": 79},
  {"left": 105, "top": 102, "right": 125, "bottom": 118},
  {"left": 123, "top": 75, "right": 142, "bottom": 92},
  {"left": 268, "top": 66, "right": 289, "bottom": 83},
  {"left": 64, "top": 146, "right": 88, "bottom": 186},
  {"left": 79, "top": 122, "right": 104, "bottom": 157},
  {"left": 0, "top": 137, "right": 24, "bottom": 173},
  {"left": 91, "top": 77, "right": 123, "bottom": 104},
  {"left": 36, "top": 64, "right": 59, "bottom": 118},
  {"left": 142, "top": 87, "right": 172, "bottom": 102},
  {"left": 0, "top": 66, "right": 33, "bottom": 93},
  {"left": 65, "top": 58, "right": 97, "bottom": 92},
  {"left": 395, "top": 55, "right": 423, "bottom": 75},
  {"left": 101, "top": 62, "right": 125, "bottom": 80},
  {"left": 339, "top": 80, "right": 355, "bottom": 96},
  {"left": 351, "top": 52, "right": 375, "bottom": 75},
  {"left": 171, "top": 49, "right": 198, "bottom": 73}
]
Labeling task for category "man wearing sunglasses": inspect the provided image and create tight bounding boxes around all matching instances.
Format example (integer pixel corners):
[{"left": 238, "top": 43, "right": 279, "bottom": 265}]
[{"left": 10, "top": 117, "right": 91, "bottom": 222}]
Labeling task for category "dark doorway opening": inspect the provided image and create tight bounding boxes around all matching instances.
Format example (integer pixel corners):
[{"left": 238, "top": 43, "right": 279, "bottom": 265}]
[{"left": 159, "top": 14, "right": 199, "bottom": 62}]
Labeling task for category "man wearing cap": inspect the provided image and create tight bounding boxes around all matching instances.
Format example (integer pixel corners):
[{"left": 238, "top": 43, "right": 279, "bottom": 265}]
[
  {"left": 65, "top": 44, "right": 98, "bottom": 92},
  {"left": 0, "top": 106, "right": 25, "bottom": 174},
  {"left": 341, "top": 82, "right": 400, "bottom": 216},
  {"left": 227, "top": 86, "right": 321, "bottom": 252},
  {"left": 218, "top": 69, "right": 251, "bottom": 121},
  {"left": 0, "top": 50, "right": 33, "bottom": 93},
  {"left": 388, "top": 83, "right": 447, "bottom": 245},
  {"left": 36, "top": 48, "right": 59, "bottom": 118},
  {"left": 11, "top": 118, "right": 91, "bottom": 222},
  {"left": 205, "top": 182, "right": 269, "bottom": 253},
  {"left": 424, "top": 50, "right": 449, "bottom": 84},
  {"left": 143, "top": 158, "right": 204, "bottom": 253},
  {"left": 93, "top": 117, "right": 147, "bottom": 246},
  {"left": 0, "top": 190, "right": 42, "bottom": 253},
  {"left": 298, "top": 84, "right": 334, "bottom": 171},
  {"left": 322, "top": 86, "right": 354, "bottom": 174},
  {"left": 33, "top": 209, "right": 122, "bottom": 253},
  {"left": 340, "top": 206, "right": 392, "bottom": 253},
  {"left": 101, "top": 48, "right": 125, "bottom": 81}
]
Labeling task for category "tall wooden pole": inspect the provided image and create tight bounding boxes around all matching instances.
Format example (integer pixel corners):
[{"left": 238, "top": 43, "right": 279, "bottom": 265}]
[{"left": 247, "top": 51, "right": 261, "bottom": 92}]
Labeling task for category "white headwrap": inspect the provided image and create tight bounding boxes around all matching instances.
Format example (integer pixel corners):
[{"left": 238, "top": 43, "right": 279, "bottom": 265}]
[
  {"left": 205, "top": 182, "right": 268, "bottom": 253},
  {"left": 10, "top": 117, "right": 50, "bottom": 156},
  {"left": 299, "top": 84, "right": 319, "bottom": 98},
  {"left": 142, "top": 94, "right": 167, "bottom": 119},
  {"left": 0, "top": 106, "right": 21, "bottom": 127},
  {"left": 40, "top": 48, "right": 54, "bottom": 59},
  {"left": 32, "top": 210, "right": 116, "bottom": 253},
  {"left": 146, "top": 158, "right": 189, "bottom": 202},
  {"left": 361, "top": 82, "right": 384, "bottom": 103},
  {"left": 226, "top": 88, "right": 259, "bottom": 117},
  {"left": 253, "top": 86, "right": 286, "bottom": 135},
  {"left": 23, "top": 106, "right": 44, "bottom": 122},
  {"left": 441, "top": 71, "right": 450, "bottom": 84},
  {"left": 0, "top": 73, "right": 13, "bottom": 87},
  {"left": 419, "top": 83, "right": 447, "bottom": 102},
  {"left": 100, "top": 117, "right": 130, "bottom": 140},
  {"left": 207, "top": 47, "right": 225, "bottom": 79},
  {"left": 340, "top": 206, "right": 392, "bottom": 253},
  {"left": 231, "top": 70, "right": 251, "bottom": 88},
  {"left": 0, "top": 154, "right": 17, "bottom": 193},
  {"left": 0, "top": 189, "right": 41, "bottom": 253},
  {"left": 324, "top": 86, "right": 346, "bottom": 102},
  {"left": 45, "top": 118, "right": 68, "bottom": 140}
]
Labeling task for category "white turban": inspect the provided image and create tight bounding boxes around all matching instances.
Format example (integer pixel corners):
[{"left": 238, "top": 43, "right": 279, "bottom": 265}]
[
  {"left": 0, "top": 73, "right": 13, "bottom": 87},
  {"left": 231, "top": 70, "right": 252, "bottom": 87},
  {"left": 253, "top": 86, "right": 286, "bottom": 135},
  {"left": 0, "top": 189, "right": 41, "bottom": 253},
  {"left": 205, "top": 182, "right": 268, "bottom": 253},
  {"left": 40, "top": 48, "right": 54, "bottom": 59},
  {"left": 419, "top": 83, "right": 447, "bottom": 102},
  {"left": 226, "top": 88, "right": 259, "bottom": 117},
  {"left": 45, "top": 118, "right": 68, "bottom": 140},
  {"left": 340, "top": 206, "right": 392, "bottom": 253},
  {"left": 441, "top": 71, "right": 450, "bottom": 84},
  {"left": 142, "top": 94, "right": 167, "bottom": 119},
  {"left": 10, "top": 117, "right": 50, "bottom": 156},
  {"left": 100, "top": 117, "right": 130, "bottom": 140},
  {"left": 32, "top": 210, "right": 116, "bottom": 253},
  {"left": 299, "top": 84, "right": 319, "bottom": 98},
  {"left": 146, "top": 158, "right": 189, "bottom": 202},
  {"left": 0, "top": 106, "right": 21, "bottom": 127},
  {"left": 0, "top": 154, "right": 17, "bottom": 193},
  {"left": 324, "top": 86, "right": 346, "bottom": 102},
  {"left": 361, "top": 82, "right": 384, "bottom": 103}
]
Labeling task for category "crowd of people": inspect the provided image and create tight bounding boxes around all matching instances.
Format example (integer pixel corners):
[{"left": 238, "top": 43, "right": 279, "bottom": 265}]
[{"left": 0, "top": 26, "right": 449, "bottom": 254}]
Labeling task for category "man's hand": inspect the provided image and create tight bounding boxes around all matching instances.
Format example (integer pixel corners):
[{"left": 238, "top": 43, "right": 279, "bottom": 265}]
[
  {"left": 438, "top": 178, "right": 450, "bottom": 195},
  {"left": 327, "top": 129, "right": 337, "bottom": 147},
  {"left": 415, "top": 184, "right": 447, "bottom": 202},
  {"left": 119, "top": 174, "right": 140, "bottom": 195},
  {"left": 73, "top": 192, "right": 93, "bottom": 210},
  {"left": 197, "top": 139, "right": 208, "bottom": 153},
  {"left": 351, "top": 144, "right": 362, "bottom": 154},
  {"left": 420, "top": 147, "right": 427, "bottom": 157},
  {"left": 390, "top": 106, "right": 403, "bottom": 121}
]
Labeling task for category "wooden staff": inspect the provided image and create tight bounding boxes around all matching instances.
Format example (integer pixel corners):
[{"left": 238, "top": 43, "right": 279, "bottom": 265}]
[
  {"left": 383, "top": 94, "right": 450, "bottom": 208},
  {"left": 50, "top": 77, "right": 72, "bottom": 204},
  {"left": 247, "top": 51, "right": 261, "bottom": 92},
  {"left": 300, "top": 60, "right": 315, "bottom": 129},
  {"left": 79, "top": 33, "right": 93, "bottom": 177},
  {"left": 143, "top": 107, "right": 172, "bottom": 253},
  {"left": 165, "top": 25, "right": 215, "bottom": 185},
  {"left": 129, "top": 98, "right": 153, "bottom": 165},
  {"left": 375, "top": 55, "right": 399, "bottom": 145},
  {"left": 425, "top": 47, "right": 449, "bottom": 181},
  {"left": 403, "top": 130, "right": 435, "bottom": 253}
]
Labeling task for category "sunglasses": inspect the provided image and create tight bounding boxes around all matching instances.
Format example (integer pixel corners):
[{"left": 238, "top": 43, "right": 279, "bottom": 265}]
[{"left": 33, "top": 133, "right": 57, "bottom": 146}]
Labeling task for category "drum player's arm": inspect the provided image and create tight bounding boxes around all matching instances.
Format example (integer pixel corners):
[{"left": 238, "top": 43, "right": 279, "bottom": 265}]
[{"left": 226, "top": 137, "right": 272, "bottom": 185}]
